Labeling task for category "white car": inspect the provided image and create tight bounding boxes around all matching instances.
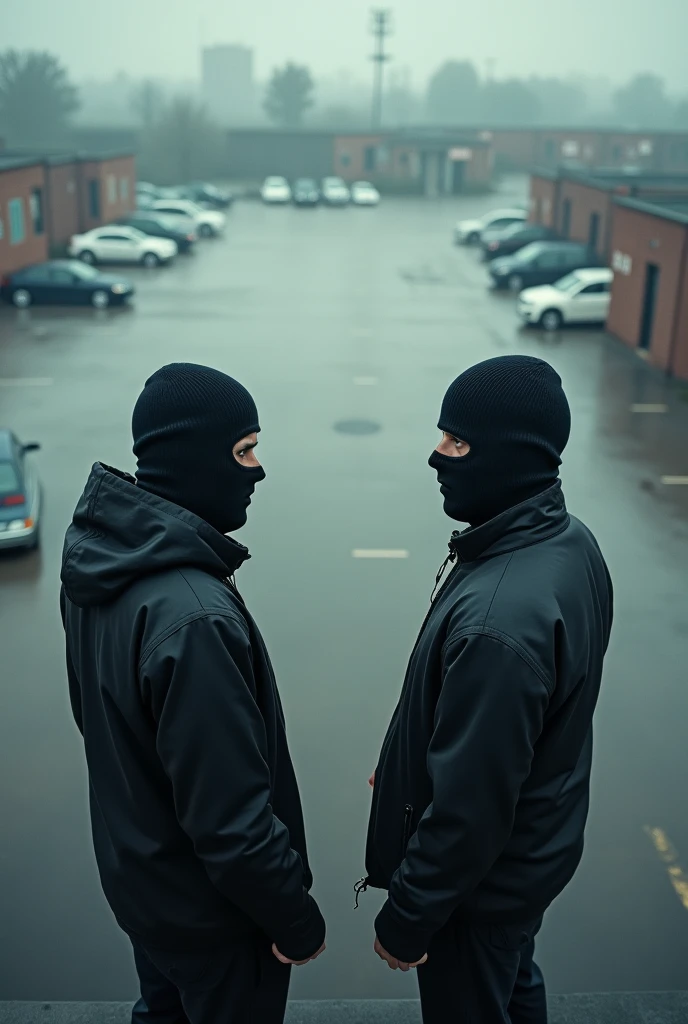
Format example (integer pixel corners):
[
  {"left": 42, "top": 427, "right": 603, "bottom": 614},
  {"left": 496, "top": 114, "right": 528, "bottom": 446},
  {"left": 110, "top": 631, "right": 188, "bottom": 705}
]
[
  {"left": 455, "top": 208, "right": 527, "bottom": 245},
  {"left": 261, "top": 176, "right": 292, "bottom": 204},
  {"left": 351, "top": 181, "right": 380, "bottom": 206},
  {"left": 152, "top": 199, "right": 225, "bottom": 237},
  {"left": 322, "top": 176, "right": 351, "bottom": 205},
  {"left": 517, "top": 268, "right": 613, "bottom": 332},
  {"left": 69, "top": 226, "right": 177, "bottom": 267}
]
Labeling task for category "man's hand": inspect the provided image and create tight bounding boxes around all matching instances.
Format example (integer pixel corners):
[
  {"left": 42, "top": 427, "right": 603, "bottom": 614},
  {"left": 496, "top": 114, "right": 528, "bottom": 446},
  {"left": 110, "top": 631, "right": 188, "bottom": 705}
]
[
  {"left": 369, "top": 770, "right": 375, "bottom": 788},
  {"left": 374, "top": 935, "right": 427, "bottom": 971},
  {"left": 272, "top": 941, "right": 326, "bottom": 966}
]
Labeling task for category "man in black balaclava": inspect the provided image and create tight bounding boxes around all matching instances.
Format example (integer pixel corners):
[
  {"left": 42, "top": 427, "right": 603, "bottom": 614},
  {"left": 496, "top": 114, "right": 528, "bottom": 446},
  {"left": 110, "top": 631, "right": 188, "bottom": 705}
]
[
  {"left": 60, "top": 363, "right": 325, "bottom": 1024},
  {"left": 363, "top": 355, "right": 613, "bottom": 1024}
]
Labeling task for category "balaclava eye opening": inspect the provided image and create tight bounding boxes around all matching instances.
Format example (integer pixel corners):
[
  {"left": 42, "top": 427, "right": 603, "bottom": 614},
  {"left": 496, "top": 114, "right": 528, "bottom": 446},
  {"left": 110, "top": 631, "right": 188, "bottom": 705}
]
[
  {"left": 132, "top": 363, "right": 265, "bottom": 535},
  {"left": 428, "top": 355, "right": 571, "bottom": 527}
]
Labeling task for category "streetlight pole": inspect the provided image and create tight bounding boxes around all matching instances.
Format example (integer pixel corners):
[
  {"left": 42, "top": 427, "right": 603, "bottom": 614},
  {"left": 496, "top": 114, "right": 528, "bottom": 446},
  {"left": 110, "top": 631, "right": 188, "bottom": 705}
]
[{"left": 370, "top": 9, "right": 391, "bottom": 130}]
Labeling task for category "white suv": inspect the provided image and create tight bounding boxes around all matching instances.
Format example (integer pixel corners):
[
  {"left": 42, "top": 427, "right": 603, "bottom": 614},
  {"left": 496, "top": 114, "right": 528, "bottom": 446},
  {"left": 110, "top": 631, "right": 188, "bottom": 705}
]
[
  {"left": 517, "top": 268, "right": 613, "bottom": 331},
  {"left": 455, "top": 208, "right": 527, "bottom": 245},
  {"left": 152, "top": 199, "right": 226, "bottom": 237}
]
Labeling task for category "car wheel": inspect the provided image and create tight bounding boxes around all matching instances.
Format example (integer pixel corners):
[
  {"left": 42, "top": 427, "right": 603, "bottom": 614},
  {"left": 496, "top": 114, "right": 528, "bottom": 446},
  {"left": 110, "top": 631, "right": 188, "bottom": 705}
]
[
  {"left": 142, "top": 252, "right": 160, "bottom": 268},
  {"left": 540, "top": 308, "right": 563, "bottom": 332},
  {"left": 80, "top": 250, "right": 97, "bottom": 265},
  {"left": 91, "top": 289, "right": 110, "bottom": 309},
  {"left": 508, "top": 274, "right": 524, "bottom": 292},
  {"left": 12, "top": 288, "right": 32, "bottom": 308},
  {"left": 199, "top": 224, "right": 213, "bottom": 238}
]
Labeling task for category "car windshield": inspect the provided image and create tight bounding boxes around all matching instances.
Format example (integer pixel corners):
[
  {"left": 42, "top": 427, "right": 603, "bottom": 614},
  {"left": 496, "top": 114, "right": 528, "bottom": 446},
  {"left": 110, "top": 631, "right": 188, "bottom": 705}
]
[
  {"left": 68, "top": 262, "right": 100, "bottom": 280},
  {"left": 295, "top": 180, "right": 316, "bottom": 189},
  {"left": 354, "top": 182, "right": 373, "bottom": 189},
  {"left": 510, "top": 242, "right": 545, "bottom": 264},
  {"left": 324, "top": 178, "right": 345, "bottom": 187},
  {"left": 265, "top": 178, "right": 286, "bottom": 186},
  {"left": 0, "top": 461, "right": 21, "bottom": 496},
  {"left": 554, "top": 272, "right": 584, "bottom": 292},
  {"left": 497, "top": 222, "right": 527, "bottom": 238}
]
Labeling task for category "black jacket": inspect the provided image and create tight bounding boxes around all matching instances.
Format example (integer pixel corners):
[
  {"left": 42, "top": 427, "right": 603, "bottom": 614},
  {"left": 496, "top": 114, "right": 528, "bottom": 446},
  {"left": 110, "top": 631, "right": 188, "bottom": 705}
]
[
  {"left": 61, "top": 464, "right": 325, "bottom": 959},
  {"left": 365, "top": 483, "right": 612, "bottom": 963}
]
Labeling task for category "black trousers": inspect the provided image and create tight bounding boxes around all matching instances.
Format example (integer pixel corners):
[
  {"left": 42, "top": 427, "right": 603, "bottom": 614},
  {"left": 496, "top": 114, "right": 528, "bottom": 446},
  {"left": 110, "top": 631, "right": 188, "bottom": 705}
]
[
  {"left": 416, "top": 916, "right": 546, "bottom": 1024},
  {"left": 130, "top": 935, "right": 291, "bottom": 1024}
]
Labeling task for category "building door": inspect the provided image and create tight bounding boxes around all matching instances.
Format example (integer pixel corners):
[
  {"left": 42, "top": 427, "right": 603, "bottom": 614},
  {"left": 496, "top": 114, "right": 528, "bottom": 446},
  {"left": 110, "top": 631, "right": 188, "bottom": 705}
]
[
  {"left": 561, "top": 199, "right": 571, "bottom": 239},
  {"left": 451, "top": 160, "right": 465, "bottom": 194},
  {"left": 88, "top": 179, "right": 101, "bottom": 219},
  {"left": 638, "top": 263, "right": 660, "bottom": 352},
  {"left": 588, "top": 212, "right": 600, "bottom": 252}
]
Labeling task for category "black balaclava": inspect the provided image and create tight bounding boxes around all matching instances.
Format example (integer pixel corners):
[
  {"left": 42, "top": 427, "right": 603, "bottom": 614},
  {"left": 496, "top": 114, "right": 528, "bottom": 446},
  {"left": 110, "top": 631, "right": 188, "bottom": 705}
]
[
  {"left": 132, "top": 363, "right": 265, "bottom": 534},
  {"left": 428, "top": 355, "right": 571, "bottom": 527}
]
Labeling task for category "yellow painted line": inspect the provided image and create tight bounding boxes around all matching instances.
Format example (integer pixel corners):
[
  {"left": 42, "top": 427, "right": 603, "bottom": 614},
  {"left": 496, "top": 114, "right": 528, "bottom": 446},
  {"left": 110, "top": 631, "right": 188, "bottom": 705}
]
[
  {"left": 661, "top": 476, "right": 688, "bottom": 485},
  {"left": 643, "top": 826, "right": 688, "bottom": 911},
  {"left": 630, "top": 403, "right": 668, "bottom": 413},
  {"left": 354, "top": 376, "right": 378, "bottom": 386},
  {"left": 352, "top": 549, "right": 409, "bottom": 559}
]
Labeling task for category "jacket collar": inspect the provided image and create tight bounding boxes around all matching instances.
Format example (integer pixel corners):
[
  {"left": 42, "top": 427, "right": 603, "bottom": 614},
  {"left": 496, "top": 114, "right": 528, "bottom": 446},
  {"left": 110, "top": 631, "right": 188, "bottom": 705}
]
[{"left": 449, "top": 481, "right": 569, "bottom": 563}]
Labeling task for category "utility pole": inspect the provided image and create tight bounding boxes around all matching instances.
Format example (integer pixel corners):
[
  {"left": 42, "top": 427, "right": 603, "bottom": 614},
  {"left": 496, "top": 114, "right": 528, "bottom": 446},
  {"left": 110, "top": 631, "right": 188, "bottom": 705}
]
[{"left": 370, "top": 9, "right": 392, "bottom": 130}]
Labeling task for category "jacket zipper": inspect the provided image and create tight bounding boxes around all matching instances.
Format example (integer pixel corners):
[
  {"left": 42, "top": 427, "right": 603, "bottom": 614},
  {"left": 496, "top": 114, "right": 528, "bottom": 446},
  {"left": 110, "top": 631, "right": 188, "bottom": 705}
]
[{"left": 402, "top": 803, "right": 413, "bottom": 853}]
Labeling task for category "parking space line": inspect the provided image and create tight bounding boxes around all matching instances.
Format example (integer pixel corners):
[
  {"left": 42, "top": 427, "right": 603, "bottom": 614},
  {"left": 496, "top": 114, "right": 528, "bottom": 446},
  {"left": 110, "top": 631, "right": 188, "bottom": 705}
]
[
  {"left": 631, "top": 403, "right": 668, "bottom": 413},
  {"left": 660, "top": 476, "right": 688, "bottom": 485},
  {"left": 352, "top": 549, "right": 409, "bottom": 559},
  {"left": 0, "top": 378, "right": 54, "bottom": 386},
  {"left": 644, "top": 826, "right": 688, "bottom": 911},
  {"left": 354, "top": 376, "right": 378, "bottom": 386}
]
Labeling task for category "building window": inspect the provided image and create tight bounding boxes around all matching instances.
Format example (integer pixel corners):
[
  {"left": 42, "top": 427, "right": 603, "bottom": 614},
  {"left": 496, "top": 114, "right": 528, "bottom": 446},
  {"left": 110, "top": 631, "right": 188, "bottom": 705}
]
[
  {"left": 364, "top": 146, "right": 376, "bottom": 171},
  {"left": 120, "top": 177, "right": 129, "bottom": 201},
  {"left": 612, "top": 144, "right": 623, "bottom": 162},
  {"left": 67, "top": 179, "right": 76, "bottom": 194},
  {"left": 107, "top": 174, "right": 117, "bottom": 204},
  {"left": 30, "top": 188, "right": 44, "bottom": 234},
  {"left": 562, "top": 140, "right": 579, "bottom": 158},
  {"left": 89, "top": 180, "right": 101, "bottom": 218},
  {"left": 339, "top": 151, "right": 351, "bottom": 167},
  {"left": 8, "top": 198, "right": 25, "bottom": 244},
  {"left": 544, "top": 139, "right": 555, "bottom": 161}
]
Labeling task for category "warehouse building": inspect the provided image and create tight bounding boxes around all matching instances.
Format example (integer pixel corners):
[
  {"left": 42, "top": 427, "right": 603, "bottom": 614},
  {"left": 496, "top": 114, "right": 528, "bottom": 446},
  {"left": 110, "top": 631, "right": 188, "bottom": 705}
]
[
  {"left": 607, "top": 197, "right": 688, "bottom": 382},
  {"left": 225, "top": 128, "right": 493, "bottom": 194},
  {"left": 529, "top": 168, "right": 688, "bottom": 258},
  {"left": 490, "top": 128, "right": 688, "bottom": 174},
  {"left": 0, "top": 152, "right": 135, "bottom": 274}
]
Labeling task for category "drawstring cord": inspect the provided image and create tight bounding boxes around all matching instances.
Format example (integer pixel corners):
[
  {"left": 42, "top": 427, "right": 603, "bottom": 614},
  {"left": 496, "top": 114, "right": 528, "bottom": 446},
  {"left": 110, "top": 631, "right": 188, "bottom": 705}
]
[{"left": 353, "top": 877, "right": 368, "bottom": 909}]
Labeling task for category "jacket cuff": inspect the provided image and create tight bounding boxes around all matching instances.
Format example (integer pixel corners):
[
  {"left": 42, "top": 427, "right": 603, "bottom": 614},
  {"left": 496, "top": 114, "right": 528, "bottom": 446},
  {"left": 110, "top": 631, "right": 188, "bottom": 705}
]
[
  {"left": 272, "top": 893, "right": 326, "bottom": 961},
  {"left": 374, "top": 899, "right": 433, "bottom": 965}
]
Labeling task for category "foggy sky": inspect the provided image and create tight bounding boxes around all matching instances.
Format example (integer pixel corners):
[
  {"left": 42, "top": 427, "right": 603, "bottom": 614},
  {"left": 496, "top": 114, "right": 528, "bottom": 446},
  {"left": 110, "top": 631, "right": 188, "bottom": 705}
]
[{"left": 5, "top": 0, "right": 687, "bottom": 90}]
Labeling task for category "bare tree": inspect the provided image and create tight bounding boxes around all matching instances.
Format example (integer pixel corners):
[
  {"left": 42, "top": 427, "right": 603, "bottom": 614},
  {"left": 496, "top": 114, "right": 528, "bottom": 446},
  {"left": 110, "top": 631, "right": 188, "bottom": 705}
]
[
  {"left": 0, "top": 49, "right": 79, "bottom": 146},
  {"left": 138, "top": 96, "right": 225, "bottom": 184}
]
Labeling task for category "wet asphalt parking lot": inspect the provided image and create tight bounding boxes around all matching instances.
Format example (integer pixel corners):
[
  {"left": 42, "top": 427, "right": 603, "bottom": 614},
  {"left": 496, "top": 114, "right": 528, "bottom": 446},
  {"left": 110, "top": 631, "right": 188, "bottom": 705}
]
[{"left": 1, "top": 178, "right": 688, "bottom": 1001}]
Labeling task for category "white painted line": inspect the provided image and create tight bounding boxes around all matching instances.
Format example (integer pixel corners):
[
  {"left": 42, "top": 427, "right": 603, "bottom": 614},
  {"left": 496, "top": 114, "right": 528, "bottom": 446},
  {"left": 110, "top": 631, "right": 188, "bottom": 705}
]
[
  {"left": 631, "top": 403, "right": 668, "bottom": 413},
  {"left": 660, "top": 476, "right": 688, "bottom": 485},
  {"left": 354, "top": 376, "right": 378, "bottom": 386},
  {"left": 0, "top": 377, "right": 54, "bottom": 386},
  {"left": 352, "top": 549, "right": 409, "bottom": 559}
]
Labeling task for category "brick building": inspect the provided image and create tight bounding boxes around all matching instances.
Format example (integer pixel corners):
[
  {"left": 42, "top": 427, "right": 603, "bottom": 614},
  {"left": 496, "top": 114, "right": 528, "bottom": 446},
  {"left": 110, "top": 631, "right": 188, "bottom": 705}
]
[
  {"left": 490, "top": 128, "right": 688, "bottom": 174},
  {"left": 225, "top": 128, "right": 493, "bottom": 194},
  {"left": 0, "top": 152, "right": 135, "bottom": 274},
  {"left": 529, "top": 168, "right": 688, "bottom": 258},
  {"left": 607, "top": 198, "right": 688, "bottom": 382}
]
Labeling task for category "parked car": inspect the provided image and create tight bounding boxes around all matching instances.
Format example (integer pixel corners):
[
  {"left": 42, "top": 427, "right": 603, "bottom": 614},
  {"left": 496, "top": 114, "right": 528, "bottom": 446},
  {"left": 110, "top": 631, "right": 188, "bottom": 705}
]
[
  {"left": 481, "top": 223, "right": 556, "bottom": 260},
  {"left": 261, "top": 176, "right": 292, "bottom": 204},
  {"left": 321, "top": 177, "right": 351, "bottom": 205},
  {"left": 455, "top": 207, "right": 527, "bottom": 245},
  {"left": 488, "top": 242, "right": 603, "bottom": 291},
  {"left": 517, "top": 268, "right": 613, "bottom": 331},
  {"left": 184, "top": 182, "right": 233, "bottom": 208},
  {"left": 292, "top": 178, "right": 320, "bottom": 206},
  {"left": 351, "top": 181, "right": 380, "bottom": 206},
  {"left": 0, "top": 430, "right": 41, "bottom": 552},
  {"left": 69, "top": 226, "right": 178, "bottom": 267},
  {"left": 0, "top": 260, "right": 135, "bottom": 308},
  {"left": 116, "top": 212, "right": 197, "bottom": 253},
  {"left": 151, "top": 199, "right": 226, "bottom": 237}
]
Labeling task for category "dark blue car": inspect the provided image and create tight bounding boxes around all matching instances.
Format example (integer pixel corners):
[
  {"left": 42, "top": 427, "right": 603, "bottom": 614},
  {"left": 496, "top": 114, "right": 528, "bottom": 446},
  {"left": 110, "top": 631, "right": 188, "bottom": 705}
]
[
  {"left": 0, "top": 430, "right": 41, "bottom": 552},
  {"left": 0, "top": 260, "right": 135, "bottom": 309}
]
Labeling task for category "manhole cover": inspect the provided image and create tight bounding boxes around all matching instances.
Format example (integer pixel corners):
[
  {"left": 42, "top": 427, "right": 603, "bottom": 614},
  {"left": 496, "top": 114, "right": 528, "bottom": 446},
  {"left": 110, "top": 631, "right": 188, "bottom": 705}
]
[{"left": 334, "top": 419, "right": 382, "bottom": 436}]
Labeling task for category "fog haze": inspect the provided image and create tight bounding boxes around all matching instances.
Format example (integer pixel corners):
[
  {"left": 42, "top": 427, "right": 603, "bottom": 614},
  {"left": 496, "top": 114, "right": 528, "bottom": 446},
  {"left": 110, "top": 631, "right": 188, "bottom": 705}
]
[{"left": 5, "top": 0, "right": 688, "bottom": 90}]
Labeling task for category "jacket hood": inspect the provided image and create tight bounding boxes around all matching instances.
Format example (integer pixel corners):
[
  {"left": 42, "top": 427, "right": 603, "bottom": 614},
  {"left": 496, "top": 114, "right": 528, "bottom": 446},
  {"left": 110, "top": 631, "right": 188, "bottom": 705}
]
[{"left": 61, "top": 463, "right": 250, "bottom": 607}]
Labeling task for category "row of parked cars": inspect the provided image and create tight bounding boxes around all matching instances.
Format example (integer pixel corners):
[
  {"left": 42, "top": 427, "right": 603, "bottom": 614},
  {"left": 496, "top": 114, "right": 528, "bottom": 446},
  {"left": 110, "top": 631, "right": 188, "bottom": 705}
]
[
  {"left": 0, "top": 181, "right": 229, "bottom": 309},
  {"left": 454, "top": 207, "right": 612, "bottom": 332},
  {"left": 261, "top": 176, "right": 380, "bottom": 207}
]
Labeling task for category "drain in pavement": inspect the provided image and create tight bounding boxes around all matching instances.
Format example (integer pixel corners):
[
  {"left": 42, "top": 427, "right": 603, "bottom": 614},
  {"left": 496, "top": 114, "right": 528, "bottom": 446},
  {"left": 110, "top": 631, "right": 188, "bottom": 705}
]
[{"left": 334, "top": 419, "right": 381, "bottom": 435}]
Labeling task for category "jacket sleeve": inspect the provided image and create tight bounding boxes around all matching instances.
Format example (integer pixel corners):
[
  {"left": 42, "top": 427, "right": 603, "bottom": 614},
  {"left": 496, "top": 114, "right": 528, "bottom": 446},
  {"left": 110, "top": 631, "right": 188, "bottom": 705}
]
[
  {"left": 374, "top": 632, "right": 549, "bottom": 963},
  {"left": 60, "top": 587, "right": 84, "bottom": 736},
  {"left": 140, "top": 611, "right": 325, "bottom": 961}
]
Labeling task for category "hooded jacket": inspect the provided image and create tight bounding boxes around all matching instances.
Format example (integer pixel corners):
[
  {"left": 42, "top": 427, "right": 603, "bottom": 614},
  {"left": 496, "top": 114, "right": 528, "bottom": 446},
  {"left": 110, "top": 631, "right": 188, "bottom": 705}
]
[
  {"left": 60, "top": 463, "right": 325, "bottom": 959},
  {"left": 364, "top": 483, "right": 612, "bottom": 964}
]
